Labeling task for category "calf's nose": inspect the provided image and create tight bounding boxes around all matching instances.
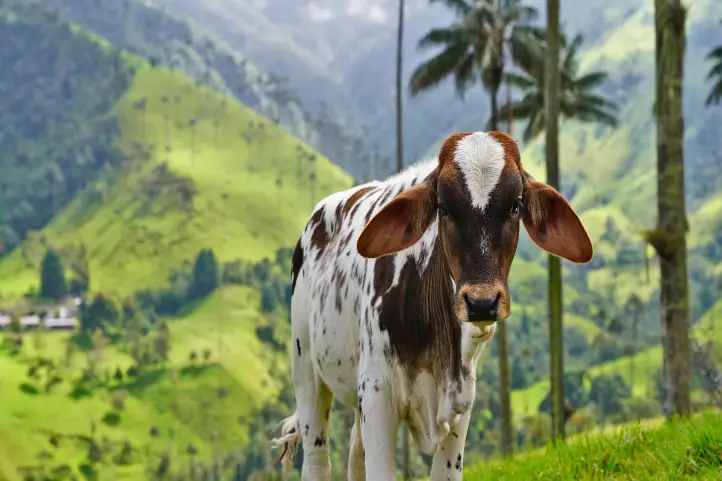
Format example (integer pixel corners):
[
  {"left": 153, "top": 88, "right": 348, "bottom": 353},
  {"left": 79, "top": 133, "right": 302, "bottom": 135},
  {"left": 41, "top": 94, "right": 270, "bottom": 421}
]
[{"left": 464, "top": 292, "right": 500, "bottom": 322}]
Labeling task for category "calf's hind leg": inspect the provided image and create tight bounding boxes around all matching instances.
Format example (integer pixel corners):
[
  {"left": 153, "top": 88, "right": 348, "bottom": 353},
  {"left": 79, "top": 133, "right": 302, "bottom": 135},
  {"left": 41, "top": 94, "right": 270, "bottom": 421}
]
[
  {"left": 292, "top": 339, "right": 334, "bottom": 480},
  {"left": 348, "top": 408, "right": 365, "bottom": 481}
]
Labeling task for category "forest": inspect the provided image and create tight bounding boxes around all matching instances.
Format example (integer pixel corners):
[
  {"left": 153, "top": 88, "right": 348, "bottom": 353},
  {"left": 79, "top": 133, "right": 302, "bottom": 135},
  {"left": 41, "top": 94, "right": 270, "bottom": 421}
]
[{"left": 0, "top": 0, "right": 720, "bottom": 479}]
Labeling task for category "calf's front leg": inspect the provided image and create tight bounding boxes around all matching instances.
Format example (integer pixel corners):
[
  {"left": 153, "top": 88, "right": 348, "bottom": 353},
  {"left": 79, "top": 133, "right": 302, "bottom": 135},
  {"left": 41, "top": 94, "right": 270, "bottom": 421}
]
[
  {"left": 429, "top": 408, "right": 473, "bottom": 481},
  {"left": 358, "top": 373, "right": 399, "bottom": 481}
]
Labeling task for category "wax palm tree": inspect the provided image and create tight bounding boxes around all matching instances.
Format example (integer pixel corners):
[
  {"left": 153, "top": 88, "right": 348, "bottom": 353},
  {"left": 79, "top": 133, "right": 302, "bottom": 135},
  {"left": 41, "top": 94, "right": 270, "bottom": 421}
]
[
  {"left": 494, "top": 33, "right": 619, "bottom": 141},
  {"left": 410, "top": 0, "right": 544, "bottom": 457},
  {"left": 705, "top": 21, "right": 722, "bottom": 107},
  {"left": 410, "top": 0, "right": 543, "bottom": 130}
]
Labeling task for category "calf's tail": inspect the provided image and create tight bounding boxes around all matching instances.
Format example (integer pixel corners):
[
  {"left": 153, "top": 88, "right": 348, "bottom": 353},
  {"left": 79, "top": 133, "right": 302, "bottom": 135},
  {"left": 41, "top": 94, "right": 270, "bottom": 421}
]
[{"left": 270, "top": 411, "right": 301, "bottom": 471}]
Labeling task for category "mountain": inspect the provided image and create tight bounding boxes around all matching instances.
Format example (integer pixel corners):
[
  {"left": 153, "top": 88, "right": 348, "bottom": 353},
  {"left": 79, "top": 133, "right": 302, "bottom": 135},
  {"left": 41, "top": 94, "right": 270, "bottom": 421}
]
[
  {"left": 0, "top": 4, "right": 351, "bottom": 479},
  {"left": 27, "top": 0, "right": 381, "bottom": 182}
]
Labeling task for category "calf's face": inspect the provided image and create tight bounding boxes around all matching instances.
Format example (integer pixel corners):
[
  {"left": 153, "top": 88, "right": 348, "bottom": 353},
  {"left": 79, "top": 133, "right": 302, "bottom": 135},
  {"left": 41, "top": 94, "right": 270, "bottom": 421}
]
[{"left": 357, "top": 131, "right": 593, "bottom": 326}]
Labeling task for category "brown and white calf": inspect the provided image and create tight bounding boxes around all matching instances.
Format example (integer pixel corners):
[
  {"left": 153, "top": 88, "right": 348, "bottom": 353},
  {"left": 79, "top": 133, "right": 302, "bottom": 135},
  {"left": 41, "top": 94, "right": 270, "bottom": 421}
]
[{"left": 272, "top": 131, "right": 593, "bottom": 480}]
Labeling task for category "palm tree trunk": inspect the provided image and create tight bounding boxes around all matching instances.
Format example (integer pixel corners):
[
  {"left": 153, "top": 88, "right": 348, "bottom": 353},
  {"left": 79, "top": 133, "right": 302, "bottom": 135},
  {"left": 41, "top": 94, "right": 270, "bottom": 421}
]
[
  {"left": 507, "top": 78, "right": 514, "bottom": 135},
  {"left": 545, "top": 0, "right": 565, "bottom": 440},
  {"left": 488, "top": 85, "right": 514, "bottom": 457},
  {"left": 396, "top": 0, "right": 411, "bottom": 477},
  {"left": 396, "top": 0, "right": 405, "bottom": 175},
  {"left": 652, "top": 0, "right": 691, "bottom": 418}
]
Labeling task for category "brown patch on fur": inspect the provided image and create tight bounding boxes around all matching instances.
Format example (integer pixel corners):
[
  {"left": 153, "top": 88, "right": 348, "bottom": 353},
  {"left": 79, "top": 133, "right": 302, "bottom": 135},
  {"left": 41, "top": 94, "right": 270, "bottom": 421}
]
[
  {"left": 343, "top": 186, "right": 376, "bottom": 215},
  {"left": 438, "top": 132, "right": 472, "bottom": 168},
  {"left": 522, "top": 180, "right": 594, "bottom": 263},
  {"left": 309, "top": 206, "right": 330, "bottom": 260},
  {"left": 376, "top": 244, "right": 462, "bottom": 381},
  {"left": 488, "top": 130, "right": 522, "bottom": 174},
  {"left": 357, "top": 183, "right": 436, "bottom": 259},
  {"left": 437, "top": 132, "right": 471, "bottom": 186}
]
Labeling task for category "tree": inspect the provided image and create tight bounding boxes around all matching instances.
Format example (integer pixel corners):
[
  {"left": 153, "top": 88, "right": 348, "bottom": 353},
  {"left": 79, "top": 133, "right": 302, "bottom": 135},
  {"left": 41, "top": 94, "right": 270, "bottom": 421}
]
[
  {"left": 39, "top": 249, "right": 67, "bottom": 301},
  {"left": 510, "top": 356, "right": 527, "bottom": 389},
  {"left": 495, "top": 33, "right": 619, "bottom": 142},
  {"left": 646, "top": 0, "right": 691, "bottom": 418},
  {"left": 187, "top": 248, "right": 219, "bottom": 300},
  {"left": 410, "top": 0, "right": 542, "bottom": 457},
  {"left": 544, "top": 0, "right": 564, "bottom": 440},
  {"left": 80, "top": 294, "right": 119, "bottom": 333},
  {"left": 705, "top": 20, "right": 722, "bottom": 107},
  {"left": 396, "top": 0, "right": 411, "bottom": 475},
  {"left": 154, "top": 322, "right": 172, "bottom": 363},
  {"left": 410, "top": 0, "right": 542, "bottom": 127}
]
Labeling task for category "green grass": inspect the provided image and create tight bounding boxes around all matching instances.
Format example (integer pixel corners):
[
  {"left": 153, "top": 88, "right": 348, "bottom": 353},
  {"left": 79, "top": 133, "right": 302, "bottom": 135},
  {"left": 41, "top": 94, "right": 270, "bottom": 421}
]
[
  {"left": 0, "top": 64, "right": 351, "bottom": 302},
  {"left": 463, "top": 410, "right": 722, "bottom": 480},
  {"left": 0, "top": 285, "right": 286, "bottom": 480}
]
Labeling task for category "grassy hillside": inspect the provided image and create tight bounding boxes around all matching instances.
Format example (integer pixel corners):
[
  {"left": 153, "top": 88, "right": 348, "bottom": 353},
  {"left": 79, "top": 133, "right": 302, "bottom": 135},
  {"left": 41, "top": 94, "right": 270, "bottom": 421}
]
[
  {"left": 462, "top": 410, "right": 722, "bottom": 480},
  {"left": 25, "top": 0, "right": 378, "bottom": 183},
  {"left": 0, "top": 8, "right": 352, "bottom": 479},
  {"left": 0, "top": 285, "right": 292, "bottom": 480},
  {"left": 0, "top": 63, "right": 350, "bottom": 300}
]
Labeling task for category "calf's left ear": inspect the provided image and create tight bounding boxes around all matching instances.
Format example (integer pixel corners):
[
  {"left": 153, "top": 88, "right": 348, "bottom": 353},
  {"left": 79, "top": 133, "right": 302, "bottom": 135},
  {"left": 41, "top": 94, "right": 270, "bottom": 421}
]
[
  {"left": 522, "top": 178, "right": 593, "bottom": 264},
  {"left": 357, "top": 183, "right": 436, "bottom": 259}
]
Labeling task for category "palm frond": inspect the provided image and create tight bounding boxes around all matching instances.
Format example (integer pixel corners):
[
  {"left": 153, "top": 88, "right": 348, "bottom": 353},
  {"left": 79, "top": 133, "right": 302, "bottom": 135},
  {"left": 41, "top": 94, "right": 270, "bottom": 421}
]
[
  {"left": 561, "top": 33, "right": 584, "bottom": 73},
  {"left": 569, "top": 103, "right": 619, "bottom": 127},
  {"left": 574, "top": 71, "right": 609, "bottom": 90},
  {"left": 454, "top": 53, "right": 478, "bottom": 98},
  {"left": 705, "top": 78, "right": 722, "bottom": 106},
  {"left": 705, "top": 45, "right": 722, "bottom": 60},
  {"left": 503, "top": 71, "right": 536, "bottom": 89},
  {"left": 409, "top": 42, "right": 470, "bottom": 95},
  {"left": 502, "top": 5, "right": 539, "bottom": 26},
  {"left": 508, "top": 26, "right": 546, "bottom": 75},
  {"left": 417, "top": 25, "right": 469, "bottom": 50},
  {"left": 429, "top": 0, "right": 473, "bottom": 17}
]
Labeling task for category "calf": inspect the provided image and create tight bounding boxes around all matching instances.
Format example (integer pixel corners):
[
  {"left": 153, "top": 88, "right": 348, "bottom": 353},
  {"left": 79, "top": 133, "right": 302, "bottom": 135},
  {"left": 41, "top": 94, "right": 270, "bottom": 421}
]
[{"left": 272, "top": 131, "right": 592, "bottom": 480}]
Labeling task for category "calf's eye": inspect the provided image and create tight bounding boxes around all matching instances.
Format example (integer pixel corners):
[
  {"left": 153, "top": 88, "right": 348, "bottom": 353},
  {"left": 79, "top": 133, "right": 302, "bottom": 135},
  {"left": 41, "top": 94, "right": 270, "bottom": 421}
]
[{"left": 510, "top": 199, "right": 523, "bottom": 215}]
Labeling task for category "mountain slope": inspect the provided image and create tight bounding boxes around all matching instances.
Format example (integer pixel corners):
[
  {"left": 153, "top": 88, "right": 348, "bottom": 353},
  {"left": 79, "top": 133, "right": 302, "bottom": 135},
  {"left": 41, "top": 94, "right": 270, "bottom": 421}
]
[
  {"left": 0, "top": 9, "right": 351, "bottom": 479},
  {"left": 29, "top": 0, "right": 378, "bottom": 182},
  {"left": 0, "top": 61, "right": 350, "bottom": 300}
]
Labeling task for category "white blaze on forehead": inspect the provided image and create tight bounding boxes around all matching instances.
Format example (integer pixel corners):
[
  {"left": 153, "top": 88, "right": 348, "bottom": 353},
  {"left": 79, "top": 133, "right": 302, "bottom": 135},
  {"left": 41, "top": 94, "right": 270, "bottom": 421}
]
[{"left": 453, "top": 132, "right": 506, "bottom": 211}]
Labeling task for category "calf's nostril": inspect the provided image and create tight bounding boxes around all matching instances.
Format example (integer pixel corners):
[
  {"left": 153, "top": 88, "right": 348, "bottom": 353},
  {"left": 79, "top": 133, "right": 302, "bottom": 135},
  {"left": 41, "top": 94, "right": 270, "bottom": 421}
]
[{"left": 464, "top": 293, "right": 499, "bottom": 322}]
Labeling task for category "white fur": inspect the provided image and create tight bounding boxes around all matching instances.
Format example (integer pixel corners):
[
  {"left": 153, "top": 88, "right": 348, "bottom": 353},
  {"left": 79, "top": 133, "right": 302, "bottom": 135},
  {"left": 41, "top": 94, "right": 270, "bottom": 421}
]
[
  {"left": 453, "top": 132, "right": 506, "bottom": 211},
  {"left": 273, "top": 149, "right": 498, "bottom": 481}
]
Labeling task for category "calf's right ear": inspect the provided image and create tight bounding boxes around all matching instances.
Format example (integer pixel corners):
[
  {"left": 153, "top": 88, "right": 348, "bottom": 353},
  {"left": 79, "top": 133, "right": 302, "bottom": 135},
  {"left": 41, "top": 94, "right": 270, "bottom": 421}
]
[{"left": 357, "top": 183, "right": 436, "bottom": 259}]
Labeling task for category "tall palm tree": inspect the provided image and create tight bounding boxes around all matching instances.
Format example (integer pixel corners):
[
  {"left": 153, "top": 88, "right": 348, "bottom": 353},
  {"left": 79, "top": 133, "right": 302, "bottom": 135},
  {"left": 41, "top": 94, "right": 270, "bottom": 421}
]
[
  {"left": 544, "top": 0, "right": 564, "bottom": 441},
  {"left": 410, "top": 0, "right": 542, "bottom": 458},
  {"left": 705, "top": 20, "right": 722, "bottom": 107},
  {"left": 494, "top": 33, "right": 619, "bottom": 141},
  {"left": 396, "top": 1, "right": 412, "bottom": 477},
  {"left": 410, "top": 0, "right": 542, "bottom": 129},
  {"left": 496, "top": 28, "right": 617, "bottom": 439},
  {"left": 648, "top": 0, "right": 691, "bottom": 418}
]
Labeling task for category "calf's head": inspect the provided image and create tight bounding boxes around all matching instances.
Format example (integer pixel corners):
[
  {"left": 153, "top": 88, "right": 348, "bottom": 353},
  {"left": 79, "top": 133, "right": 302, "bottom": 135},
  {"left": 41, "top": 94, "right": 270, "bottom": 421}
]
[{"left": 357, "top": 131, "right": 593, "bottom": 326}]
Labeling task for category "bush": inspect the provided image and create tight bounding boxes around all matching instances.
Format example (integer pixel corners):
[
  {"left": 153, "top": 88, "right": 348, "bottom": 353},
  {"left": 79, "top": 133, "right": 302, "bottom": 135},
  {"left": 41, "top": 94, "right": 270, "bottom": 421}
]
[
  {"left": 110, "top": 389, "right": 128, "bottom": 411},
  {"left": 187, "top": 248, "right": 219, "bottom": 300},
  {"left": 40, "top": 249, "right": 68, "bottom": 301}
]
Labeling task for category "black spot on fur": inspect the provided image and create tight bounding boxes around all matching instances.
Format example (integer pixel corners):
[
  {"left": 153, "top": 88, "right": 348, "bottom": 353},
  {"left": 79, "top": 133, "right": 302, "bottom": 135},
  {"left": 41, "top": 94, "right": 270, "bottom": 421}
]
[
  {"left": 296, "top": 339, "right": 301, "bottom": 357},
  {"left": 304, "top": 424, "right": 309, "bottom": 436},
  {"left": 455, "top": 453, "right": 462, "bottom": 471},
  {"left": 291, "top": 237, "right": 304, "bottom": 294},
  {"left": 447, "top": 460, "right": 451, "bottom": 469}
]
